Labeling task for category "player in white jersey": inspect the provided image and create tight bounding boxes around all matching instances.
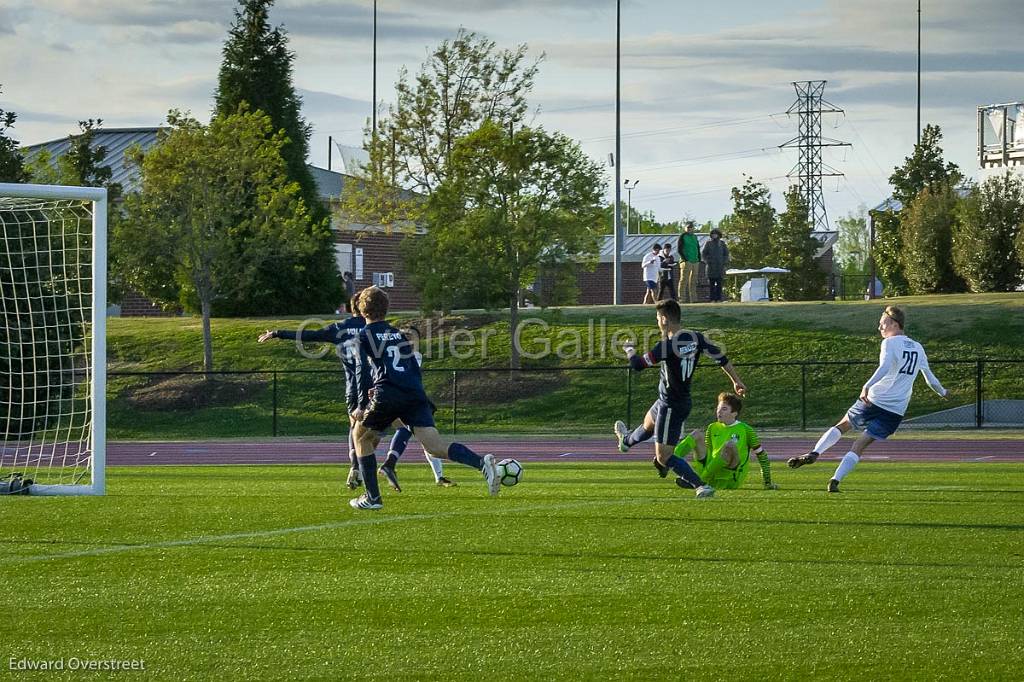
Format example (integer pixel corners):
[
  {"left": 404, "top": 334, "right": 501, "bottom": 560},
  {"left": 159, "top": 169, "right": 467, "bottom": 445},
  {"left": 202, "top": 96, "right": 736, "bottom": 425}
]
[{"left": 787, "top": 306, "right": 949, "bottom": 492}]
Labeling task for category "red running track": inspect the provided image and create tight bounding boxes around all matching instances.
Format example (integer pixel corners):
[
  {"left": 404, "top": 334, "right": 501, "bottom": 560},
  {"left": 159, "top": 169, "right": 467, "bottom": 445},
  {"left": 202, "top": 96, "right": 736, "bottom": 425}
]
[{"left": 107, "top": 438, "right": 1024, "bottom": 466}]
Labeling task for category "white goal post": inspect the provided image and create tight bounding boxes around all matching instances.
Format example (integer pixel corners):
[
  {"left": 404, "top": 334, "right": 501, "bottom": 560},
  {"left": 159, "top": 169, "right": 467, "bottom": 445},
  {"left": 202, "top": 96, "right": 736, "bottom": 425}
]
[{"left": 0, "top": 183, "right": 107, "bottom": 495}]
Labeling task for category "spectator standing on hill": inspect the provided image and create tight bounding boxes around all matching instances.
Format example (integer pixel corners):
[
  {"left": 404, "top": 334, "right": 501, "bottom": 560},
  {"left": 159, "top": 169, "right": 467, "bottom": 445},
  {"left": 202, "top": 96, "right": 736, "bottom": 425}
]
[
  {"left": 641, "top": 244, "right": 662, "bottom": 304},
  {"left": 676, "top": 221, "right": 701, "bottom": 303},
  {"left": 702, "top": 229, "right": 729, "bottom": 303},
  {"left": 657, "top": 243, "right": 677, "bottom": 301},
  {"left": 341, "top": 272, "right": 356, "bottom": 312}
]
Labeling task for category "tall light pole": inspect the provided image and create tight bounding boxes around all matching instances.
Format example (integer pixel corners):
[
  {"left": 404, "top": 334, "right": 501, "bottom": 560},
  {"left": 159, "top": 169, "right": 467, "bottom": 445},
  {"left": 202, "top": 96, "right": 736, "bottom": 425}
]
[
  {"left": 372, "top": 0, "right": 378, "bottom": 140},
  {"left": 612, "top": 0, "right": 623, "bottom": 304},
  {"left": 624, "top": 179, "right": 639, "bottom": 234},
  {"left": 916, "top": 0, "right": 921, "bottom": 145}
]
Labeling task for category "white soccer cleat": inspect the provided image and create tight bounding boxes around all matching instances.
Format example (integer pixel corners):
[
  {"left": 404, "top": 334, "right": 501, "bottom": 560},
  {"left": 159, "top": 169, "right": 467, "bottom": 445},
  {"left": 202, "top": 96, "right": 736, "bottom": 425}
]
[
  {"left": 481, "top": 454, "right": 501, "bottom": 496},
  {"left": 348, "top": 494, "right": 383, "bottom": 510},
  {"left": 614, "top": 420, "right": 630, "bottom": 453},
  {"left": 695, "top": 485, "right": 715, "bottom": 499}
]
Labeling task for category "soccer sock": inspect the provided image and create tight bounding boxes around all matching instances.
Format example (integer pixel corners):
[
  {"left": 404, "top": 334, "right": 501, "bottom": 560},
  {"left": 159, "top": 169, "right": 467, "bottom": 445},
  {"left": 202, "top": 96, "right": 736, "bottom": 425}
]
[
  {"left": 756, "top": 451, "right": 773, "bottom": 486},
  {"left": 624, "top": 425, "right": 653, "bottom": 448},
  {"left": 832, "top": 451, "right": 860, "bottom": 482},
  {"left": 358, "top": 454, "right": 382, "bottom": 500},
  {"left": 813, "top": 427, "right": 843, "bottom": 455},
  {"left": 347, "top": 430, "right": 357, "bottom": 468},
  {"left": 673, "top": 434, "right": 696, "bottom": 458},
  {"left": 666, "top": 455, "right": 704, "bottom": 489},
  {"left": 388, "top": 427, "right": 413, "bottom": 461},
  {"left": 447, "top": 442, "right": 483, "bottom": 470},
  {"left": 426, "top": 454, "right": 445, "bottom": 481}
]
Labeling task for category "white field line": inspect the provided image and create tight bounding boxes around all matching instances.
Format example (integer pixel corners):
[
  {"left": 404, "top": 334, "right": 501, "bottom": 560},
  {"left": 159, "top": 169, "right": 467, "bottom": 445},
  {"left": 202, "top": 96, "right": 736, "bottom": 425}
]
[{"left": 4, "top": 499, "right": 636, "bottom": 565}]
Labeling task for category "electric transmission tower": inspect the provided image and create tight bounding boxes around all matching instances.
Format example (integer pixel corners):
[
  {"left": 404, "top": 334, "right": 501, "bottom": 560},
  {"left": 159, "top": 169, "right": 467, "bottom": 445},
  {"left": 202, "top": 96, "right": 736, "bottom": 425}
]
[{"left": 779, "top": 80, "right": 850, "bottom": 232}]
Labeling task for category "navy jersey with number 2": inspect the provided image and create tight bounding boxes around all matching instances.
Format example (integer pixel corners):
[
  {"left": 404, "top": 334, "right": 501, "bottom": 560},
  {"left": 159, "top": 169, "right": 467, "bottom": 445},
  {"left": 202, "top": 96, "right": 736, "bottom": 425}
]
[{"left": 355, "top": 320, "right": 428, "bottom": 404}]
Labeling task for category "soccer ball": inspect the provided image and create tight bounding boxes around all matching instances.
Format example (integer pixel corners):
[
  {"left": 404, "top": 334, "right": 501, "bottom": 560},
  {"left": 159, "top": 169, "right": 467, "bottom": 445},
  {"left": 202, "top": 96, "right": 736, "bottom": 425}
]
[{"left": 497, "top": 458, "right": 523, "bottom": 487}]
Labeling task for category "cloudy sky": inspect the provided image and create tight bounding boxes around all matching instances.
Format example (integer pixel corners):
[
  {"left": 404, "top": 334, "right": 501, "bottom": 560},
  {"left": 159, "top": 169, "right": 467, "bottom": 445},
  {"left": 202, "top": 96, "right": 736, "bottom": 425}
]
[{"left": 2, "top": 0, "right": 1022, "bottom": 226}]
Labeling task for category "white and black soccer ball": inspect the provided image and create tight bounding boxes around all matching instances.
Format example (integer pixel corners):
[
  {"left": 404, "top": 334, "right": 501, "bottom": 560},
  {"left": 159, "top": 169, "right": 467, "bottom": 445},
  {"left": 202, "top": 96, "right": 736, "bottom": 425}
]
[{"left": 497, "top": 458, "right": 523, "bottom": 487}]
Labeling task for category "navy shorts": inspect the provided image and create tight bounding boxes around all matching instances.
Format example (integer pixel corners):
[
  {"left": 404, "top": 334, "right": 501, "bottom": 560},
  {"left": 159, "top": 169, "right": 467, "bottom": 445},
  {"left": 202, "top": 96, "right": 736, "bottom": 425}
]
[
  {"left": 647, "top": 398, "right": 692, "bottom": 445},
  {"left": 645, "top": 280, "right": 657, "bottom": 291},
  {"left": 846, "top": 399, "right": 902, "bottom": 440},
  {"left": 362, "top": 391, "right": 436, "bottom": 433}
]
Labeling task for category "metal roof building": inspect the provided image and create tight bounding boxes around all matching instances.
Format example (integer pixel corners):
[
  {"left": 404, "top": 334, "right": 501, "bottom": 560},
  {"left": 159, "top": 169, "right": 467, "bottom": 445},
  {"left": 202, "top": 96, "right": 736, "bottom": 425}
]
[{"left": 22, "top": 126, "right": 347, "bottom": 201}]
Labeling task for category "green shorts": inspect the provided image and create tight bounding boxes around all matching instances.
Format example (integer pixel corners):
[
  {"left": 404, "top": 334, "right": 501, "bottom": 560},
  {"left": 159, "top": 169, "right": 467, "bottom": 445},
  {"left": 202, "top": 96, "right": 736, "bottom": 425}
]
[{"left": 692, "top": 456, "right": 749, "bottom": 489}]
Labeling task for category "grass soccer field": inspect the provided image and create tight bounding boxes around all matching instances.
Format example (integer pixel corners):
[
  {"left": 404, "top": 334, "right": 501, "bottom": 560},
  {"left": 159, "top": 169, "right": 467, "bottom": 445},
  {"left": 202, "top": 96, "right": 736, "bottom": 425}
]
[{"left": 2, "top": 461, "right": 1022, "bottom": 680}]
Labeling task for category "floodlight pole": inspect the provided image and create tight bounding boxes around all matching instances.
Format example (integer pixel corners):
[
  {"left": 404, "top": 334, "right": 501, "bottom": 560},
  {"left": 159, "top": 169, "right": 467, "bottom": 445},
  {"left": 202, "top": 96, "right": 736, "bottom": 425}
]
[
  {"left": 916, "top": 0, "right": 921, "bottom": 145},
  {"left": 612, "top": 0, "right": 623, "bottom": 305},
  {"left": 372, "top": 0, "right": 378, "bottom": 139}
]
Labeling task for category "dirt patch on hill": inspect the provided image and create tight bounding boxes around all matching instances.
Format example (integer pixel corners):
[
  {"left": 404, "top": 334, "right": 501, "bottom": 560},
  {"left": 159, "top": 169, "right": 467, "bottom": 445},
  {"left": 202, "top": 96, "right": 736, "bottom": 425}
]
[{"left": 123, "top": 373, "right": 267, "bottom": 411}]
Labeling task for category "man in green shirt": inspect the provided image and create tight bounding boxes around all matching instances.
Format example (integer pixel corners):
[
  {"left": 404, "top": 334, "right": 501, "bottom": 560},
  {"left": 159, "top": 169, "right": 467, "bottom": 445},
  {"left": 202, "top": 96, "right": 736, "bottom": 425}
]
[
  {"left": 673, "top": 392, "right": 778, "bottom": 494},
  {"left": 676, "top": 221, "right": 701, "bottom": 303}
]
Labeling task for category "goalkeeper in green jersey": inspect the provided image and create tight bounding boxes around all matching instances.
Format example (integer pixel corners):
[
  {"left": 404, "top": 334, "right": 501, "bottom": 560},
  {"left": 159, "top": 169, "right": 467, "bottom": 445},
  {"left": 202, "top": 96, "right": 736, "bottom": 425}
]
[{"left": 672, "top": 392, "right": 778, "bottom": 493}]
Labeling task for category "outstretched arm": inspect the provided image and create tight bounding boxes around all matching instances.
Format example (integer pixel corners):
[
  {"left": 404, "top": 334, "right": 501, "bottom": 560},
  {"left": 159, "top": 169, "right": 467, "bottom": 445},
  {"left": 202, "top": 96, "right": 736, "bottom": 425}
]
[
  {"left": 719, "top": 361, "right": 747, "bottom": 397},
  {"left": 919, "top": 355, "right": 948, "bottom": 399}
]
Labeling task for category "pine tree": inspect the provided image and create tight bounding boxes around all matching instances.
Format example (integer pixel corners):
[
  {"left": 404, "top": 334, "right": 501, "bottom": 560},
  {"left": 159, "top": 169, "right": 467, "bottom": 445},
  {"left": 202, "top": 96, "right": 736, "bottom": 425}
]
[
  {"left": 726, "top": 176, "right": 774, "bottom": 269},
  {"left": 770, "top": 186, "right": 827, "bottom": 300},
  {"left": 213, "top": 0, "right": 341, "bottom": 312}
]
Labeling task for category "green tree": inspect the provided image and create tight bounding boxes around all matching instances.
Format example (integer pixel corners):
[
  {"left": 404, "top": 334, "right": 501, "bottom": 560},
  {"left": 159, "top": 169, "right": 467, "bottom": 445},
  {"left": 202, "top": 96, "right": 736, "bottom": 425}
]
[
  {"left": 953, "top": 173, "right": 1024, "bottom": 292},
  {"left": 1, "top": 94, "right": 88, "bottom": 438},
  {"left": 901, "top": 184, "right": 964, "bottom": 294},
  {"left": 834, "top": 206, "right": 870, "bottom": 275},
  {"left": 876, "top": 124, "right": 964, "bottom": 295},
  {"left": 409, "top": 120, "right": 604, "bottom": 368},
  {"left": 116, "top": 108, "right": 329, "bottom": 371},
  {"left": 0, "top": 86, "right": 28, "bottom": 182},
  {"left": 25, "top": 120, "right": 122, "bottom": 201},
  {"left": 870, "top": 208, "right": 907, "bottom": 296},
  {"left": 215, "top": 0, "right": 317, "bottom": 212},
  {"left": 727, "top": 176, "right": 775, "bottom": 269},
  {"left": 340, "top": 29, "right": 541, "bottom": 231},
  {"left": 214, "top": 0, "right": 341, "bottom": 311},
  {"left": 770, "top": 186, "right": 826, "bottom": 300},
  {"left": 889, "top": 124, "right": 963, "bottom": 207}
]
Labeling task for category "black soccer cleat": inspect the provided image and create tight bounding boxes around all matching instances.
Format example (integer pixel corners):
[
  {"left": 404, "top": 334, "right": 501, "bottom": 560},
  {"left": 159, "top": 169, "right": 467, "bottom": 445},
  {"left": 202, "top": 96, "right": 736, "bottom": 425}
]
[
  {"left": 346, "top": 467, "right": 362, "bottom": 490},
  {"left": 653, "top": 457, "right": 670, "bottom": 478},
  {"left": 827, "top": 478, "right": 840, "bottom": 493},
  {"left": 787, "top": 451, "right": 819, "bottom": 469},
  {"left": 378, "top": 464, "right": 402, "bottom": 493},
  {"left": 675, "top": 476, "right": 698, "bottom": 490},
  {"left": 436, "top": 477, "right": 457, "bottom": 488}
]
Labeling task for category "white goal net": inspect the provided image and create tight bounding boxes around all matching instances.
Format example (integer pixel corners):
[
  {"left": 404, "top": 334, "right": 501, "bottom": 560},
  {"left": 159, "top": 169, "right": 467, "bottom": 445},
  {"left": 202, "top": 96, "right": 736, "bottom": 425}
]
[{"left": 0, "top": 183, "right": 106, "bottom": 495}]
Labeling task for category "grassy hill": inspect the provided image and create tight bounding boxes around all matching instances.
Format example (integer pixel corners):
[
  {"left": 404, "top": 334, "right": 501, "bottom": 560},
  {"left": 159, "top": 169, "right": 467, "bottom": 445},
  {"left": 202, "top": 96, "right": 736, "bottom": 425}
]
[{"left": 107, "top": 294, "right": 1024, "bottom": 439}]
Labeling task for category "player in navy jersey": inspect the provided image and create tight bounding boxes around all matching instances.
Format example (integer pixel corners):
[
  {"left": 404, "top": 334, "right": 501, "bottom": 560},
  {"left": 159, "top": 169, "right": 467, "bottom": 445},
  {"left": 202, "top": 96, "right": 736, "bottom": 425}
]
[
  {"left": 258, "top": 296, "right": 369, "bottom": 489},
  {"left": 613, "top": 299, "right": 748, "bottom": 499},
  {"left": 787, "top": 305, "right": 949, "bottom": 492},
  {"left": 348, "top": 286, "right": 502, "bottom": 510},
  {"left": 378, "top": 326, "right": 456, "bottom": 490}
]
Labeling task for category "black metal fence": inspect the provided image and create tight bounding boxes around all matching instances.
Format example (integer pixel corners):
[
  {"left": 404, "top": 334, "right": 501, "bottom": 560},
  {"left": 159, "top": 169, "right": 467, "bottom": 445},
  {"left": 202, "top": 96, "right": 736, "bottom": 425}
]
[{"left": 106, "top": 359, "right": 1024, "bottom": 439}]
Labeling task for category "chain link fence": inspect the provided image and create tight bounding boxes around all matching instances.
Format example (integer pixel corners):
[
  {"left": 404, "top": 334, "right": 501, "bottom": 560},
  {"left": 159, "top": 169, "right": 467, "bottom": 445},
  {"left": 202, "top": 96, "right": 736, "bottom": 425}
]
[{"left": 107, "top": 359, "right": 1024, "bottom": 439}]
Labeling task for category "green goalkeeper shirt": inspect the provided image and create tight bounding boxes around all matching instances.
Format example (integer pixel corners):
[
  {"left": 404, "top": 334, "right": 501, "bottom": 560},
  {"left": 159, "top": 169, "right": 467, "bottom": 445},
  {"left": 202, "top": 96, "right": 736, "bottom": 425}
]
[{"left": 705, "top": 420, "right": 762, "bottom": 467}]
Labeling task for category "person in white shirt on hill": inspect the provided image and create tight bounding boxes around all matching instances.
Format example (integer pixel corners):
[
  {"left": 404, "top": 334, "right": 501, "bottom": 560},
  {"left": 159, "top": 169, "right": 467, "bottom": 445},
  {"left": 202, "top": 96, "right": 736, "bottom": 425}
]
[
  {"left": 640, "top": 243, "right": 662, "bottom": 305},
  {"left": 787, "top": 305, "right": 949, "bottom": 492}
]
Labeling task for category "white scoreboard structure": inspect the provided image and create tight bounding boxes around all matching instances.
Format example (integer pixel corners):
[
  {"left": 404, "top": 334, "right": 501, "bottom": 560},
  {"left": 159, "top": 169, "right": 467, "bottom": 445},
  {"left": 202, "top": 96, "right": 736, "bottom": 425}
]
[{"left": 978, "top": 100, "right": 1024, "bottom": 181}]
